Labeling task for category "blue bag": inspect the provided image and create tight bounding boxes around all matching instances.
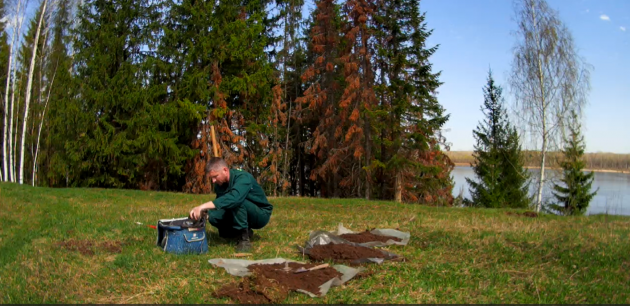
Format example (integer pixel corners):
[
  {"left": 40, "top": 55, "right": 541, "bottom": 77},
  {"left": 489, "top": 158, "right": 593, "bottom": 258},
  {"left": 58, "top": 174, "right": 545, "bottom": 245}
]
[{"left": 157, "top": 215, "right": 208, "bottom": 255}]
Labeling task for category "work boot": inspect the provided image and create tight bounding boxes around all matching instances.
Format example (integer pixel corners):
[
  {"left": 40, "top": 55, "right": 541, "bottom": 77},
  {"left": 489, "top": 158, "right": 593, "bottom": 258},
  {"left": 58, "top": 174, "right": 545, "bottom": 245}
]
[
  {"left": 235, "top": 229, "right": 252, "bottom": 252},
  {"left": 248, "top": 228, "right": 254, "bottom": 240}
]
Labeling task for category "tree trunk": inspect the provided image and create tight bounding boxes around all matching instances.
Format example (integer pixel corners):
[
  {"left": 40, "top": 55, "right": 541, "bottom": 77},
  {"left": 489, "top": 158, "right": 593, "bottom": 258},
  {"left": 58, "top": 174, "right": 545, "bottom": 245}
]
[
  {"left": 9, "top": 69, "right": 17, "bottom": 182},
  {"left": 33, "top": 61, "right": 58, "bottom": 186},
  {"left": 2, "top": 0, "right": 24, "bottom": 182},
  {"left": 333, "top": 172, "right": 339, "bottom": 198},
  {"left": 298, "top": 138, "right": 304, "bottom": 196},
  {"left": 280, "top": 8, "right": 291, "bottom": 197},
  {"left": 536, "top": 135, "right": 547, "bottom": 212},
  {"left": 19, "top": 0, "right": 49, "bottom": 184},
  {"left": 2, "top": 56, "right": 10, "bottom": 181},
  {"left": 395, "top": 169, "right": 402, "bottom": 203},
  {"left": 364, "top": 128, "right": 371, "bottom": 200},
  {"left": 533, "top": 0, "right": 546, "bottom": 213}
]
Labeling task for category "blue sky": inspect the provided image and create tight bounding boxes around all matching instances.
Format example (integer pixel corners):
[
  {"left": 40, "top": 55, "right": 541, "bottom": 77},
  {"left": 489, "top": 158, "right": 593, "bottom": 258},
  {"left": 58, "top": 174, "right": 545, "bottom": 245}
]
[{"left": 421, "top": 0, "right": 630, "bottom": 153}]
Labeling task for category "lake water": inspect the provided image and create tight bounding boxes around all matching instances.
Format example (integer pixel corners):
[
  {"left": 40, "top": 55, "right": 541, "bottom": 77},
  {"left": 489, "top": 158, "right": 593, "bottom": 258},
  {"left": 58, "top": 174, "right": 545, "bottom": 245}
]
[{"left": 451, "top": 166, "right": 630, "bottom": 216}]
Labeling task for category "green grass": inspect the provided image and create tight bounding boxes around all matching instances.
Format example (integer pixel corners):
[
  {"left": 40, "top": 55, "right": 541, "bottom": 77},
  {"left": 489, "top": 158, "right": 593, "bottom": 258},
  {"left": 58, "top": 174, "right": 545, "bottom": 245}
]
[{"left": 1, "top": 182, "right": 629, "bottom": 303}]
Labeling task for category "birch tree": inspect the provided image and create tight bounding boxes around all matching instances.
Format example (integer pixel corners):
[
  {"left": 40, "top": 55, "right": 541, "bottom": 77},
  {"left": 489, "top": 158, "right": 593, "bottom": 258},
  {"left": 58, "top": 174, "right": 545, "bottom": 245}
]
[
  {"left": 32, "top": 42, "right": 56, "bottom": 186},
  {"left": 509, "top": 0, "right": 591, "bottom": 212},
  {"left": 3, "top": 0, "right": 27, "bottom": 182},
  {"left": 18, "top": 0, "right": 48, "bottom": 184},
  {"left": 0, "top": 0, "right": 9, "bottom": 182},
  {"left": 1, "top": 0, "right": 9, "bottom": 182}
]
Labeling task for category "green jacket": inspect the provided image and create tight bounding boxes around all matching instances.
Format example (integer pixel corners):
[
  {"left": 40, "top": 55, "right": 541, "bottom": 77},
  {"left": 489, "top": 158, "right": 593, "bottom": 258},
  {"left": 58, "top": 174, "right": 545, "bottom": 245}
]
[{"left": 213, "top": 169, "right": 273, "bottom": 213}]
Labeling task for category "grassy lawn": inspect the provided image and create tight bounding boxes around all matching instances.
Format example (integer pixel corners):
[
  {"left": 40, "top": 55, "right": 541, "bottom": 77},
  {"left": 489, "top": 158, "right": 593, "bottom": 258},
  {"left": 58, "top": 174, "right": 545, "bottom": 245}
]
[{"left": 1, "top": 182, "right": 629, "bottom": 303}]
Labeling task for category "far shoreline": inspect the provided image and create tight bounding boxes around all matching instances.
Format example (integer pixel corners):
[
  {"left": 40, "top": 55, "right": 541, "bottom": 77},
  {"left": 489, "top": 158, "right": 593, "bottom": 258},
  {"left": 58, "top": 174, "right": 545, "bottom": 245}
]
[{"left": 453, "top": 162, "right": 630, "bottom": 174}]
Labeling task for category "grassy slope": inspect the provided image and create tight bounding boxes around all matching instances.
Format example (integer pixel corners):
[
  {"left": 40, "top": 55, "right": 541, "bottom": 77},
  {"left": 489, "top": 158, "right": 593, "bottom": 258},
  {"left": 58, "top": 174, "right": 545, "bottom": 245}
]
[{"left": 1, "top": 182, "right": 629, "bottom": 303}]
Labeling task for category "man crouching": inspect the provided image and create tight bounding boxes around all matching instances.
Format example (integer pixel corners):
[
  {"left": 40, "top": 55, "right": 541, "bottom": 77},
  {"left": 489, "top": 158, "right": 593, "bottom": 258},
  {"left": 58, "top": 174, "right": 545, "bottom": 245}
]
[{"left": 189, "top": 157, "right": 273, "bottom": 252}]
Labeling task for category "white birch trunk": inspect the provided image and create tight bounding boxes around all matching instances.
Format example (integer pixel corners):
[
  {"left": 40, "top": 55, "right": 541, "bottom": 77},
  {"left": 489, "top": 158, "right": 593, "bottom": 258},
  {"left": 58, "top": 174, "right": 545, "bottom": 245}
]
[
  {"left": 2, "top": 28, "right": 17, "bottom": 181},
  {"left": 533, "top": 2, "right": 546, "bottom": 212},
  {"left": 32, "top": 61, "right": 58, "bottom": 186},
  {"left": 31, "top": 22, "right": 52, "bottom": 186},
  {"left": 6, "top": 0, "right": 28, "bottom": 182},
  {"left": 10, "top": 71, "right": 18, "bottom": 182},
  {"left": 2, "top": 0, "right": 26, "bottom": 182},
  {"left": 19, "top": 0, "right": 49, "bottom": 184},
  {"left": 3, "top": 7, "right": 19, "bottom": 181}
]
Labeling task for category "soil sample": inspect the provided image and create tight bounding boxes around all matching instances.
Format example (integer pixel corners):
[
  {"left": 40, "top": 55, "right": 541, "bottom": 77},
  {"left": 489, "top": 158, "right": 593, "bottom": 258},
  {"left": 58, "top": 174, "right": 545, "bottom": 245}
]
[
  {"left": 339, "top": 231, "right": 402, "bottom": 243},
  {"left": 213, "top": 274, "right": 289, "bottom": 304},
  {"left": 214, "top": 262, "right": 343, "bottom": 304},
  {"left": 307, "top": 243, "right": 389, "bottom": 262}
]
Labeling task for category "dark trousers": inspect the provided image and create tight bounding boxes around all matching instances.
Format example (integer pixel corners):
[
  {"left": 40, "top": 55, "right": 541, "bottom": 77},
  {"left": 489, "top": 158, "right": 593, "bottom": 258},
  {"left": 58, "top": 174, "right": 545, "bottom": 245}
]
[{"left": 207, "top": 199, "right": 271, "bottom": 238}]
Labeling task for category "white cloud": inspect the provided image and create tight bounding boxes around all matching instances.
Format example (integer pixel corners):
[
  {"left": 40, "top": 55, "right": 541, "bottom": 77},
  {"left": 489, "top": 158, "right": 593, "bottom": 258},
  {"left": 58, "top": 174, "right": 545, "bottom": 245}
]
[
  {"left": 4, "top": 14, "right": 25, "bottom": 32},
  {"left": 600, "top": 14, "right": 611, "bottom": 21},
  {"left": 621, "top": 26, "right": 627, "bottom": 32}
]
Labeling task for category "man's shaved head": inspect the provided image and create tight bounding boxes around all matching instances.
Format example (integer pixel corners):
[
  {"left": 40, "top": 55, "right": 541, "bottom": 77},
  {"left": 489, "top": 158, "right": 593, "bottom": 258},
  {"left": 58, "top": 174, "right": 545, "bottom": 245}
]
[{"left": 206, "top": 157, "right": 228, "bottom": 174}]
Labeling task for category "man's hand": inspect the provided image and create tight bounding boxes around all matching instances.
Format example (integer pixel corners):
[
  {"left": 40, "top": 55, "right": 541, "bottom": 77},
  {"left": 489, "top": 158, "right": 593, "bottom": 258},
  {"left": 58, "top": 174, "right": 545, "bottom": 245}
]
[
  {"left": 189, "top": 206, "right": 204, "bottom": 220},
  {"left": 189, "top": 201, "right": 215, "bottom": 220}
]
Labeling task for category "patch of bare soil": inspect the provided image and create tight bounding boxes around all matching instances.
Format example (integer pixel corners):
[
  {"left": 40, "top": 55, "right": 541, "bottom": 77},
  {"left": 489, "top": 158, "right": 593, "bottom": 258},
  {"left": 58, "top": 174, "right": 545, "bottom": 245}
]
[
  {"left": 339, "top": 231, "right": 402, "bottom": 243},
  {"left": 506, "top": 211, "right": 539, "bottom": 218},
  {"left": 57, "top": 239, "right": 122, "bottom": 256}
]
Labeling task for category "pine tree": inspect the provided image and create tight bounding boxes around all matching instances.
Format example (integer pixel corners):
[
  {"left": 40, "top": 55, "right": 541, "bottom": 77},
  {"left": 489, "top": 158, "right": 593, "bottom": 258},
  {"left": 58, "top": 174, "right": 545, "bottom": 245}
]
[
  {"left": 466, "top": 70, "right": 530, "bottom": 208},
  {"left": 551, "top": 111, "right": 597, "bottom": 215}
]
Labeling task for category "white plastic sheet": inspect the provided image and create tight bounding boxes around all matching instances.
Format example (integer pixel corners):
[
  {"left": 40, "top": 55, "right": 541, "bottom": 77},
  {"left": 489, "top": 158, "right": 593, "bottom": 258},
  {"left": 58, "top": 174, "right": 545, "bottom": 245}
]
[{"left": 208, "top": 257, "right": 364, "bottom": 297}]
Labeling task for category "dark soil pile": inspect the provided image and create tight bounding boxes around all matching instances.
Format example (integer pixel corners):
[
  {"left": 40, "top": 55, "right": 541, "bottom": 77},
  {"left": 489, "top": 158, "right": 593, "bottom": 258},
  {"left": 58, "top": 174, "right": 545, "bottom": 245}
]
[
  {"left": 307, "top": 243, "right": 388, "bottom": 262},
  {"left": 57, "top": 239, "right": 122, "bottom": 256},
  {"left": 339, "top": 231, "right": 402, "bottom": 243},
  {"left": 213, "top": 274, "right": 288, "bottom": 304},
  {"left": 214, "top": 262, "right": 343, "bottom": 304}
]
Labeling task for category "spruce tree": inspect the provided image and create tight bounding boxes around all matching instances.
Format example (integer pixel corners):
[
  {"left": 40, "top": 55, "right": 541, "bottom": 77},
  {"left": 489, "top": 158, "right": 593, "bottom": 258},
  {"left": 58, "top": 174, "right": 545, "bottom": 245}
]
[
  {"left": 551, "top": 111, "right": 597, "bottom": 215},
  {"left": 39, "top": 0, "right": 75, "bottom": 186},
  {"left": 372, "top": 0, "right": 453, "bottom": 204},
  {"left": 296, "top": 0, "right": 346, "bottom": 197},
  {"left": 157, "top": 0, "right": 276, "bottom": 193},
  {"left": 278, "top": 0, "right": 306, "bottom": 196},
  {"left": 501, "top": 126, "right": 531, "bottom": 208},
  {"left": 466, "top": 70, "right": 530, "bottom": 208},
  {"left": 70, "top": 0, "right": 202, "bottom": 189}
]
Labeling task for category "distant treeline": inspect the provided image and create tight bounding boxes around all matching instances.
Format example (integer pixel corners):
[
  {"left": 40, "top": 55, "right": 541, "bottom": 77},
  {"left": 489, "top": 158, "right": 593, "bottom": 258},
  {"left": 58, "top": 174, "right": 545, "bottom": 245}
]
[{"left": 447, "top": 151, "right": 630, "bottom": 172}]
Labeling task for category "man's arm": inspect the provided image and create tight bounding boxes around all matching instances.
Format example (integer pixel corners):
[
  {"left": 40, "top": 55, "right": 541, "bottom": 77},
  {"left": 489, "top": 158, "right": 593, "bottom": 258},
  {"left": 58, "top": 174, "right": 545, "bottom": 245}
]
[
  {"left": 212, "top": 174, "right": 251, "bottom": 210},
  {"left": 190, "top": 201, "right": 215, "bottom": 220}
]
